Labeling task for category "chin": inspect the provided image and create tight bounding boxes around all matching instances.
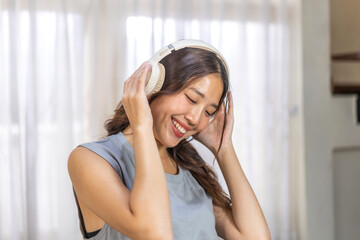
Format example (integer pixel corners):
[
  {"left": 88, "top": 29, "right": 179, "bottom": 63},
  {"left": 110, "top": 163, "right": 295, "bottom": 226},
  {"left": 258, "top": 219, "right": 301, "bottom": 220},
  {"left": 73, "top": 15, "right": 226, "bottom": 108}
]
[
  {"left": 158, "top": 133, "right": 185, "bottom": 149},
  {"left": 164, "top": 136, "right": 182, "bottom": 148}
]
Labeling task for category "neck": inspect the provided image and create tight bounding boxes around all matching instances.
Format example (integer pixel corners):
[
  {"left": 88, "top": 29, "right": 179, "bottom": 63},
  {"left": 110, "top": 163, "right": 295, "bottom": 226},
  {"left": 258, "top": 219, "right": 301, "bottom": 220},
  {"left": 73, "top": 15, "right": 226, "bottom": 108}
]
[
  {"left": 123, "top": 125, "right": 178, "bottom": 174},
  {"left": 123, "top": 125, "right": 170, "bottom": 160}
]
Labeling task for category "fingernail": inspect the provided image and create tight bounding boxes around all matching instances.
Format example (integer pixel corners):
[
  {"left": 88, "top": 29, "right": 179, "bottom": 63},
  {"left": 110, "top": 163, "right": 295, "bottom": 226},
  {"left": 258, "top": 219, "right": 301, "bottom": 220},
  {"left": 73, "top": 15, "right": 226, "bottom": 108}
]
[{"left": 146, "top": 62, "right": 152, "bottom": 69}]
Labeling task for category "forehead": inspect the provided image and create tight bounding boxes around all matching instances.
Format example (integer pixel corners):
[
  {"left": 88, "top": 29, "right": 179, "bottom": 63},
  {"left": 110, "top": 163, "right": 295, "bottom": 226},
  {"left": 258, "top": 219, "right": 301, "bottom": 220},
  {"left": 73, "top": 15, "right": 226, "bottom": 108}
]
[{"left": 186, "top": 74, "right": 224, "bottom": 101}]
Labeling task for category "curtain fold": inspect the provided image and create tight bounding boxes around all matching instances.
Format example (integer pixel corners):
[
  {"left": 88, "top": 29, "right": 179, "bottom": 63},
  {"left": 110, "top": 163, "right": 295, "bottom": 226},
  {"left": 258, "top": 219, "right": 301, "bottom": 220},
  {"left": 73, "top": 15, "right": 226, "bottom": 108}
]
[{"left": 0, "top": 0, "right": 300, "bottom": 239}]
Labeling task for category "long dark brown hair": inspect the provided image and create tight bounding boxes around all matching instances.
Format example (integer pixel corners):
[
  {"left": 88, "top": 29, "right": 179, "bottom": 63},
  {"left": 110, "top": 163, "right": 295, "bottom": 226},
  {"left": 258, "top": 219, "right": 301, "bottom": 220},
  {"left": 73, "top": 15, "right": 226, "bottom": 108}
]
[{"left": 105, "top": 47, "right": 231, "bottom": 209}]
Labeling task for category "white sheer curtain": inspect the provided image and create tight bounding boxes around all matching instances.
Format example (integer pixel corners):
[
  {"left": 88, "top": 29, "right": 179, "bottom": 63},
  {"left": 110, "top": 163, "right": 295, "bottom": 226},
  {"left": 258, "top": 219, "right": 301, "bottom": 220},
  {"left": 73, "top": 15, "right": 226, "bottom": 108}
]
[{"left": 0, "top": 0, "right": 300, "bottom": 239}]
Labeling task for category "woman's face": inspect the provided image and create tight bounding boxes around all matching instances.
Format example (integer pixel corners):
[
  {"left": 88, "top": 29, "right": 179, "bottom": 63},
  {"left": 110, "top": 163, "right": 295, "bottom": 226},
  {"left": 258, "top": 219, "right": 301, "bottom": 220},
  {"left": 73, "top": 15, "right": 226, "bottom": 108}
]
[{"left": 150, "top": 73, "right": 224, "bottom": 148}]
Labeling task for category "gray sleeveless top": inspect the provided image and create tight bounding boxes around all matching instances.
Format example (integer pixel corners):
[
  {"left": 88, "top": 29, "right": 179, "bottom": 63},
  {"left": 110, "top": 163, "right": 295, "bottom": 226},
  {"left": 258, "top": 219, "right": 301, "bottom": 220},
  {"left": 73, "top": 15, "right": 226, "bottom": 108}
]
[{"left": 78, "top": 132, "right": 219, "bottom": 240}]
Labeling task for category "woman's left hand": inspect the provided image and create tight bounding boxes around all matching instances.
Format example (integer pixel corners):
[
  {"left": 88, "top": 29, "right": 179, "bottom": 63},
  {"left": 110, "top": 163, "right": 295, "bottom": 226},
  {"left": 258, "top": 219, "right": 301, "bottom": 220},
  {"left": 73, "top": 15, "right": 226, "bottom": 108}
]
[{"left": 195, "top": 91, "right": 234, "bottom": 156}]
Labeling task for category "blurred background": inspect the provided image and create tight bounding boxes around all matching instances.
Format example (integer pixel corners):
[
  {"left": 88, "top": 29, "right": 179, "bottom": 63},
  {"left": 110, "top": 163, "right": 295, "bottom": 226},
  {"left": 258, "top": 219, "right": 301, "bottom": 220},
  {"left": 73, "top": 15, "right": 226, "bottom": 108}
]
[{"left": 0, "top": 0, "right": 359, "bottom": 239}]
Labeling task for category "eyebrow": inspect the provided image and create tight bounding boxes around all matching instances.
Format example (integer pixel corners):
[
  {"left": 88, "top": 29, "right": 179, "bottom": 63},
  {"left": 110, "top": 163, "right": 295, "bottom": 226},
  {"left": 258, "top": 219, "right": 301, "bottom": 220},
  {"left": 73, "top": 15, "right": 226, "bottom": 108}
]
[{"left": 189, "top": 88, "right": 219, "bottom": 109}]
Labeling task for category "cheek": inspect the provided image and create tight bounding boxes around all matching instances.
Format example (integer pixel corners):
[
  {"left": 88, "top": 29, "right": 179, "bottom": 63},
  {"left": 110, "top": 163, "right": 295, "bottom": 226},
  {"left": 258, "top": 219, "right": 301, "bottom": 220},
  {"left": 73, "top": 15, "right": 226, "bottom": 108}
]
[
  {"left": 150, "top": 95, "right": 188, "bottom": 120},
  {"left": 195, "top": 118, "right": 210, "bottom": 132},
  {"left": 169, "top": 96, "right": 191, "bottom": 114}
]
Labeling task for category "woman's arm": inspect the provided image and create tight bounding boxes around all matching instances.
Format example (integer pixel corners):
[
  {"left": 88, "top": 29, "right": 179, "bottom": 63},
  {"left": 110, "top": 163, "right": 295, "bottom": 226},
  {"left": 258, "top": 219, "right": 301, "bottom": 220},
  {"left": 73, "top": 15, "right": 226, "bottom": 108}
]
[
  {"left": 68, "top": 62, "right": 173, "bottom": 240},
  {"left": 196, "top": 92, "right": 270, "bottom": 239},
  {"left": 214, "top": 145, "right": 270, "bottom": 240},
  {"left": 130, "top": 125, "right": 173, "bottom": 236},
  {"left": 123, "top": 62, "right": 173, "bottom": 238}
]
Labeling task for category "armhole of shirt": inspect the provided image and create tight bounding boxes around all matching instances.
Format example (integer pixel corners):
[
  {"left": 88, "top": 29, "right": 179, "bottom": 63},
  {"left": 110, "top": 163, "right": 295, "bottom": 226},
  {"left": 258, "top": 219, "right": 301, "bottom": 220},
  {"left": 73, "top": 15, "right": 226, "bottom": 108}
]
[{"left": 73, "top": 189, "right": 102, "bottom": 239}]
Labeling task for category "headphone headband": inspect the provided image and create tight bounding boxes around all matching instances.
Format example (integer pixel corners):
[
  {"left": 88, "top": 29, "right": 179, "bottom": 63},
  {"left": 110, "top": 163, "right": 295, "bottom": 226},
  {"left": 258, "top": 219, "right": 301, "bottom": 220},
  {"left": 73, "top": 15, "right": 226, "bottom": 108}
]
[
  {"left": 146, "top": 39, "right": 229, "bottom": 95},
  {"left": 150, "top": 39, "right": 228, "bottom": 72}
]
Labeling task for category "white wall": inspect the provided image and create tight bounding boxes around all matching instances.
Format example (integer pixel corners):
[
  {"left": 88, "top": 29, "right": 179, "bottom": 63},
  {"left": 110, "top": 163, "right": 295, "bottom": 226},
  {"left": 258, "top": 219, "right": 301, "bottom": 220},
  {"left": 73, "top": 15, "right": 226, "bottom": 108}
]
[
  {"left": 301, "top": 0, "right": 360, "bottom": 239},
  {"left": 333, "top": 148, "right": 360, "bottom": 240}
]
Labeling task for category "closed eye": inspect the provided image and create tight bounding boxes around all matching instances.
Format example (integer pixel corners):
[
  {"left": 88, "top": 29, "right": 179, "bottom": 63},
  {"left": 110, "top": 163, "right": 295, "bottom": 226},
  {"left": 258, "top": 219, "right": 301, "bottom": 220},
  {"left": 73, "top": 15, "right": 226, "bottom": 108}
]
[
  {"left": 186, "top": 94, "right": 216, "bottom": 117},
  {"left": 206, "top": 111, "right": 216, "bottom": 117},
  {"left": 185, "top": 94, "right": 196, "bottom": 104}
]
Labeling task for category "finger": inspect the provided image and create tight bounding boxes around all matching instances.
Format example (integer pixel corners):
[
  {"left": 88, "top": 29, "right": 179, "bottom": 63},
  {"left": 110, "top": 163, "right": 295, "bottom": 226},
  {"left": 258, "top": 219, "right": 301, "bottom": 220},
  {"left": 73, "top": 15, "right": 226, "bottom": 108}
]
[
  {"left": 218, "top": 100, "right": 226, "bottom": 115},
  {"left": 123, "top": 63, "right": 145, "bottom": 94},
  {"left": 123, "top": 74, "right": 134, "bottom": 97},
  {"left": 136, "top": 62, "right": 152, "bottom": 92},
  {"left": 134, "top": 62, "right": 147, "bottom": 79},
  {"left": 128, "top": 63, "right": 147, "bottom": 95},
  {"left": 123, "top": 79, "right": 129, "bottom": 96},
  {"left": 212, "top": 101, "right": 225, "bottom": 123},
  {"left": 227, "top": 91, "right": 234, "bottom": 118},
  {"left": 127, "top": 62, "right": 150, "bottom": 96},
  {"left": 128, "top": 63, "right": 146, "bottom": 87},
  {"left": 130, "top": 70, "right": 146, "bottom": 97}
]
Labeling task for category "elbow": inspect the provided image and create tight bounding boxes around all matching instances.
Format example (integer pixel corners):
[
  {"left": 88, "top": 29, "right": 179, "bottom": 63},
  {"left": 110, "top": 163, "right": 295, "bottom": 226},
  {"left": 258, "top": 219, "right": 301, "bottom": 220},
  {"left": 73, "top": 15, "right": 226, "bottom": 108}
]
[
  {"left": 144, "top": 225, "right": 173, "bottom": 240},
  {"left": 238, "top": 229, "right": 271, "bottom": 240},
  {"left": 246, "top": 226, "right": 271, "bottom": 240},
  {"left": 137, "top": 230, "right": 173, "bottom": 240},
  {"left": 258, "top": 236, "right": 271, "bottom": 240},
  {"left": 243, "top": 233, "right": 271, "bottom": 240},
  {"left": 258, "top": 229, "right": 271, "bottom": 240},
  {"left": 145, "top": 231, "right": 173, "bottom": 240},
  {"left": 134, "top": 223, "right": 173, "bottom": 240},
  {"left": 255, "top": 236, "right": 271, "bottom": 240}
]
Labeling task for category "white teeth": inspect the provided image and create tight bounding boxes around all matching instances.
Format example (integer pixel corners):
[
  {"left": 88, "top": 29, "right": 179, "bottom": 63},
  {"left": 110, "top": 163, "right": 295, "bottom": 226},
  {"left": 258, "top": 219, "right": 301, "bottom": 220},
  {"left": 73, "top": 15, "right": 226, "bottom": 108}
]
[{"left": 172, "top": 119, "right": 186, "bottom": 134}]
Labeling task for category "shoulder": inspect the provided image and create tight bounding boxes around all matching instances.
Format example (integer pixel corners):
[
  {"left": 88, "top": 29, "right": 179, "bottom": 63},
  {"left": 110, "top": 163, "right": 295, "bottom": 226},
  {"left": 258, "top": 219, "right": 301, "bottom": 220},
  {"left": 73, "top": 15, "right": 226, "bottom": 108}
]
[
  {"left": 79, "top": 135, "right": 116, "bottom": 153},
  {"left": 73, "top": 133, "right": 131, "bottom": 177},
  {"left": 68, "top": 136, "right": 114, "bottom": 168},
  {"left": 67, "top": 146, "right": 113, "bottom": 178},
  {"left": 68, "top": 145, "right": 101, "bottom": 162},
  {"left": 67, "top": 135, "right": 117, "bottom": 178},
  {"left": 68, "top": 144, "right": 129, "bottom": 194},
  {"left": 78, "top": 133, "right": 131, "bottom": 159}
]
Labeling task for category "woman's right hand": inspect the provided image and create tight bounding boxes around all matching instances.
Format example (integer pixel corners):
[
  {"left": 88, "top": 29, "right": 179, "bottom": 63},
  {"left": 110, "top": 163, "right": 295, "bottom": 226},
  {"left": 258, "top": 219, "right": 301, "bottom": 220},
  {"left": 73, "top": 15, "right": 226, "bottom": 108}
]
[{"left": 122, "top": 62, "right": 153, "bottom": 130}]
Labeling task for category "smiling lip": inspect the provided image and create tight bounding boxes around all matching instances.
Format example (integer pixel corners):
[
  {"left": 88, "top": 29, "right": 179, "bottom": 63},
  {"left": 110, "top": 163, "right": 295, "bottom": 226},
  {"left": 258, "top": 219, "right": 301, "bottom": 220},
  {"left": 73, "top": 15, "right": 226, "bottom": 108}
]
[
  {"left": 172, "top": 118, "right": 191, "bottom": 131},
  {"left": 171, "top": 121, "right": 185, "bottom": 138}
]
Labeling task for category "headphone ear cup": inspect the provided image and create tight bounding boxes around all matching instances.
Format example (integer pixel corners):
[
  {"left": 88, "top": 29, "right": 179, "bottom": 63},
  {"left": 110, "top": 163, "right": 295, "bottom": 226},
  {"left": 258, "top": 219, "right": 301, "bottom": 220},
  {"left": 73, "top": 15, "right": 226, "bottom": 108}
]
[
  {"left": 145, "top": 62, "right": 165, "bottom": 96},
  {"left": 152, "top": 63, "right": 165, "bottom": 94}
]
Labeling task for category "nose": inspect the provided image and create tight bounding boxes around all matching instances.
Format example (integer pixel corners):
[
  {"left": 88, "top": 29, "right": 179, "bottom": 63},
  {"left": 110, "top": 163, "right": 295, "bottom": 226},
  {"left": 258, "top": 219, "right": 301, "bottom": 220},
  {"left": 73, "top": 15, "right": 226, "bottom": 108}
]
[{"left": 184, "top": 106, "right": 203, "bottom": 127}]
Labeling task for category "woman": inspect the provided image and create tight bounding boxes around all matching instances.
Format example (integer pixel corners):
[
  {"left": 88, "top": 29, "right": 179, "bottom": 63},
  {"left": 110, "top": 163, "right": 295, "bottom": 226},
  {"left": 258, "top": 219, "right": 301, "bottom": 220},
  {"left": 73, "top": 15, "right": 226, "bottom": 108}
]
[{"left": 68, "top": 42, "right": 270, "bottom": 240}]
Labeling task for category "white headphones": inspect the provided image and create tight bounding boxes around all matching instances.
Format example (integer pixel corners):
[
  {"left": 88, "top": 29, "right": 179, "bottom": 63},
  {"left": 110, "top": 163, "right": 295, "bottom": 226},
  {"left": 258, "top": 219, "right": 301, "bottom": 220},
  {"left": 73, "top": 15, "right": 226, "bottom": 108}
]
[{"left": 145, "top": 39, "right": 229, "bottom": 96}]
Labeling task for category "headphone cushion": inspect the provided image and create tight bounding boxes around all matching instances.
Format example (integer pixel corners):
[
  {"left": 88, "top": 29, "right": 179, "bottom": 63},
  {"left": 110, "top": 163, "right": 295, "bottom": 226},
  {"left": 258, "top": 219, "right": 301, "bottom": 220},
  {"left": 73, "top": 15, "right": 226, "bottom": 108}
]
[
  {"left": 146, "top": 63, "right": 165, "bottom": 95},
  {"left": 145, "top": 61, "right": 166, "bottom": 95},
  {"left": 152, "top": 63, "right": 165, "bottom": 94}
]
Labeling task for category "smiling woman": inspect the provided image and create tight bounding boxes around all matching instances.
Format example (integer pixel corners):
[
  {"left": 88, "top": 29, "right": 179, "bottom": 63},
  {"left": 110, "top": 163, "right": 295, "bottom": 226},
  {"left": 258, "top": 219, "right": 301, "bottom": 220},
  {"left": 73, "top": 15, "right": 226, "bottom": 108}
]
[
  {"left": 67, "top": 40, "right": 270, "bottom": 240},
  {"left": 0, "top": 0, "right": 298, "bottom": 238},
  {"left": 149, "top": 73, "right": 223, "bottom": 146}
]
